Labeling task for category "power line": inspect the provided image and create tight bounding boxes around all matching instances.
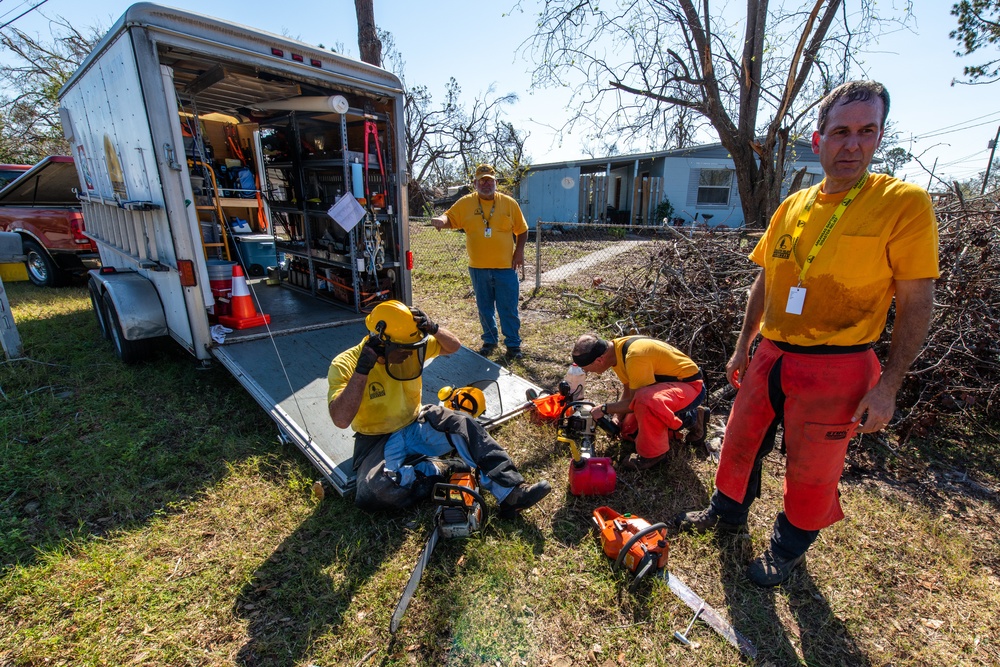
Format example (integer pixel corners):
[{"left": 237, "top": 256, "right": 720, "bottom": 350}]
[
  {"left": 0, "top": 0, "right": 50, "bottom": 31},
  {"left": 915, "top": 117, "right": 1000, "bottom": 142},
  {"left": 940, "top": 149, "right": 992, "bottom": 169},
  {"left": 913, "top": 109, "right": 1000, "bottom": 138}
]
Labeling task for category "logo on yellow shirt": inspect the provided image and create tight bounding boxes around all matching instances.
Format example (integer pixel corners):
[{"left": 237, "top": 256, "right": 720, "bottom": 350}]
[
  {"left": 773, "top": 234, "right": 793, "bottom": 260},
  {"left": 368, "top": 382, "right": 386, "bottom": 399}
]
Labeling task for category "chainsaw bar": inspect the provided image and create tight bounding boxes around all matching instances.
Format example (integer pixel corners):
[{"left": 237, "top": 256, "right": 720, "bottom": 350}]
[
  {"left": 390, "top": 525, "right": 440, "bottom": 633},
  {"left": 661, "top": 571, "right": 757, "bottom": 659}
]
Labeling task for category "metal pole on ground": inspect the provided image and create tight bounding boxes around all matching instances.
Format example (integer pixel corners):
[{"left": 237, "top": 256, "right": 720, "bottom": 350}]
[{"left": 534, "top": 218, "right": 541, "bottom": 290}]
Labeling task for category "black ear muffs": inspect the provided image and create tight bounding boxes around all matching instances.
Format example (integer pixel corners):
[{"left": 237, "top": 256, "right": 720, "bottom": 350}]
[{"left": 454, "top": 393, "right": 480, "bottom": 416}]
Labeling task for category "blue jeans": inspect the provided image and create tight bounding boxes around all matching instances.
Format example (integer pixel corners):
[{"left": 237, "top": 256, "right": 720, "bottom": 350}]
[
  {"left": 469, "top": 267, "right": 521, "bottom": 348},
  {"left": 382, "top": 419, "right": 513, "bottom": 503}
]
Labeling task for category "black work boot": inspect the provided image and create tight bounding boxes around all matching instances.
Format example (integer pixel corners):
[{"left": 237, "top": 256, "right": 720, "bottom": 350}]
[
  {"left": 505, "top": 346, "right": 524, "bottom": 360},
  {"left": 498, "top": 480, "right": 552, "bottom": 519},
  {"left": 747, "top": 550, "right": 806, "bottom": 587},
  {"left": 685, "top": 405, "right": 711, "bottom": 446},
  {"left": 478, "top": 343, "right": 498, "bottom": 356},
  {"left": 674, "top": 507, "right": 744, "bottom": 534}
]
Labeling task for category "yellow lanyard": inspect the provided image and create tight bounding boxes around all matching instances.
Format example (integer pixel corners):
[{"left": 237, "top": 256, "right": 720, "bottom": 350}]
[
  {"left": 791, "top": 171, "right": 869, "bottom": 285},
  {"left": 474, "top": 197, "right": 495, "bottom": 230}
]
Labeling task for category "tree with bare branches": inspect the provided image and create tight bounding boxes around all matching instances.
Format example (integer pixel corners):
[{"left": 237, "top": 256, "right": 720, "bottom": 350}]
[
  {"left": 0, "top": 18, "right": 103, "bottom": 163},
  {"left": 522, "top": 0, "right": 909, "bottom": 228},
  {"left": 380, "top": 32, "right": 528, "bottom": 215}
]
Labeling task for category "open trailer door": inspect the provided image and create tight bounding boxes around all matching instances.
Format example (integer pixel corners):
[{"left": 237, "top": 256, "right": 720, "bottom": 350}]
[{"left": 211, "top": 322, "right": 543, "bottom": 495}]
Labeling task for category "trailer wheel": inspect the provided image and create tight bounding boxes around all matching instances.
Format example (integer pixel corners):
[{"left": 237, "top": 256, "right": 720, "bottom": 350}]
[
  {"left": 88, "top": 277, "right": 110, "bottom": 340},
  {"left": 101, "top": 291, "right": 151, "bottom": 364},
  {"left": 23, "top": 239, "right": 63, "bottom": 287}
]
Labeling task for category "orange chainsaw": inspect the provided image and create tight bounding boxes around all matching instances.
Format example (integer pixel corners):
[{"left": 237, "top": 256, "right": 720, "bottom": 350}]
[
  {"left": 591, "top": 505, "right": 758, "bottom": 658},
  {"left": 592, "top": 506, "right": 669, "bottom": 589}
]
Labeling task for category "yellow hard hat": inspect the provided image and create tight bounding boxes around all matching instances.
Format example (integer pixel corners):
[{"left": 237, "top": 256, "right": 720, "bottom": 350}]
[
  {"left": 365, "top": 300, "right": 423, "bottom": 344},
  {"left": 440, "top": 385, "right": 487, "bottom": 418}
]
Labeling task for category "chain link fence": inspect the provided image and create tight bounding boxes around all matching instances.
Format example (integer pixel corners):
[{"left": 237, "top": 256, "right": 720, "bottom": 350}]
[{"left": 409, "top": 216, "right": 740, "bottom": 290}]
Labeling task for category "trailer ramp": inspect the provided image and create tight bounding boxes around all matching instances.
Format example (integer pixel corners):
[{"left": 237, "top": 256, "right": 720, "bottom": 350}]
[{"left": 212, "top": 323, "right": 542, "bottom": 495}]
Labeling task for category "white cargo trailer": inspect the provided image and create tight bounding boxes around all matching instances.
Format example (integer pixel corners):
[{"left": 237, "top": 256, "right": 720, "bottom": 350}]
[{"left": 59, "top": 3, "right": 538, "bottom": 494}]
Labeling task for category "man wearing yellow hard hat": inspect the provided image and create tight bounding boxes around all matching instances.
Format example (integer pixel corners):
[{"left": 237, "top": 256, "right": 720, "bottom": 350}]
[{"left": 328, "top": 300, "right": 550, "bottom": 514}]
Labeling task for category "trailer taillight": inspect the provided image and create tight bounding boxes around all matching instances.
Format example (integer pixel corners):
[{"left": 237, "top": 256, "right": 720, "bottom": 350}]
[
  {"left": 406, "top": 251, "right": 413, "bottom": 270},
  {"left": 291, "top": 53, "right": 304, "bottom": 63},
  {"left": 310, "top": 59, "right": 322, "bottom": 68},
  {"left": 177, "top": 259, "right": 197, "bottom": 287},
  {"left": 271, "top": 48, "right": 283, "bottom": 57}
]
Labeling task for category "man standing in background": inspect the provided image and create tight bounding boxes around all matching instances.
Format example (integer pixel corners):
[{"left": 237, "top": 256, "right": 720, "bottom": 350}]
[{"left": 432, "top": 164, "right": 528, "bottom": 360}]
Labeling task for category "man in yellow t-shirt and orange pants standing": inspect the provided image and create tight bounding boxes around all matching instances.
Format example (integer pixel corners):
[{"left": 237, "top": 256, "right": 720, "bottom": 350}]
[
  {"left": 432, "top": 164, "right": 528, "bottom": 360},
  {"left": 677, "top": 81, "right": 939, "bottom": 587}
]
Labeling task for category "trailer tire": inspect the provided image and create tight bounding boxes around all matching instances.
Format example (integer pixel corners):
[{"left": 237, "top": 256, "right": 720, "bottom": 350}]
[
  {"left": 23, "top": 238, "right": 63, "bottom": 287},
  {"left": 101, "top": 291, "right": 151, "bottom": 364},
  {"left": 88, "top": 277, "right": 110, "bottom": 340}
]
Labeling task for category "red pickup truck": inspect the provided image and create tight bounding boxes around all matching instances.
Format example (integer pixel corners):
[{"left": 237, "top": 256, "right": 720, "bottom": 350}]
[
  {"left": 0, "top": 164, "right": 30, "bottom": 189},
  {"left": 0, "top": 156, "right": 100, "bottom": 286}
]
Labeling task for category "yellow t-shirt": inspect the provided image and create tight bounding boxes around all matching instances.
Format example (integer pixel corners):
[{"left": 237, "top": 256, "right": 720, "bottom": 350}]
[
  {"left": 611, "top": 336, "right": 700, "bottom": 390},
  {"left": 327, "top": 336, "right": 442, "bottom": 435},
  {"left": 750, "top": 173, "right": 939, "bottom": 346},
  {"left": 445, "top": 192, "right": 528, "bottom": 269}
]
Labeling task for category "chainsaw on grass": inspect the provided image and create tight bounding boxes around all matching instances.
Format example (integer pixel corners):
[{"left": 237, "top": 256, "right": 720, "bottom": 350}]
[
  {"left": 592, "top": 506, "right": 669, "bottom": 587},
  {"left": 389, "top": 472, "right": 486, "bottom": 633},
  {"left": 591, "top": 505, "right": 757, "bottom": 658}
]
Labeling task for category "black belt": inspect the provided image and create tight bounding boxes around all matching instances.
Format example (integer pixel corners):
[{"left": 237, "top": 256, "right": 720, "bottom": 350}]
[
  {"left": 772, "top": 341, "right": 873, "bottom": 355},
  {"left": 654, "top": 370, "right": 703, "bottom": 383}
]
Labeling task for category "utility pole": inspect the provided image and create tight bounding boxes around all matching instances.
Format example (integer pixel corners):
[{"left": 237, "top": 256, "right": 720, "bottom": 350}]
[
  {"left": 982, "top": 125, "right": 1000, "bottom": 196},
  {"left": 354, "top": 0, "right": 382, "bottom": 67},
  {"left": 927, "top": 158, "right": 938, "bottom": 192}
]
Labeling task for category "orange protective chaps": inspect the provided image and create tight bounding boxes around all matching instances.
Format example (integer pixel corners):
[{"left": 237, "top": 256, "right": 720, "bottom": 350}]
[
  {"left": 621, "top": 380, "right": 704, "bottom": 459},
  {"left": 715, "top": 339, "right": 880, "bottom": 531}
]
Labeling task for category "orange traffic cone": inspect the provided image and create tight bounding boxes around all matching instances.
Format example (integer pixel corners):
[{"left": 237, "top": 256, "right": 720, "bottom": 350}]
[{"left": 218, "top": 264, "right": 271, "bottom": 329}]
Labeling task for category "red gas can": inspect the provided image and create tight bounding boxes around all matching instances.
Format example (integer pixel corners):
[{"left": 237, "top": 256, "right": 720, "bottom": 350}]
[{"left": 568, "top": 457, "right": 617, "bottom": 496}]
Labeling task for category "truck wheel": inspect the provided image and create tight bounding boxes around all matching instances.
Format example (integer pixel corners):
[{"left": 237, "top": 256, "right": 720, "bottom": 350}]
[
  {"left": 88, "top": 277, "right": 110, "bottom": 340},
  {"left": 101, "top": 291, "right": 151, "bottom": 364},
  {"left": 23, "top": 239, "right": 63, "bottom": 287}
]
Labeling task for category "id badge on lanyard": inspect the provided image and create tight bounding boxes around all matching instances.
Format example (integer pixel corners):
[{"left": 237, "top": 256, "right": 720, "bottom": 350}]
[{"left": 785, "top": 172, "right": 868, "bottom": 315}]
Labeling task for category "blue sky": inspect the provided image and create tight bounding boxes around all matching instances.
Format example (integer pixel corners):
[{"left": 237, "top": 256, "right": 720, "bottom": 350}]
[{"left": 3, "top": 0, "right": 997, "bottom": 187}]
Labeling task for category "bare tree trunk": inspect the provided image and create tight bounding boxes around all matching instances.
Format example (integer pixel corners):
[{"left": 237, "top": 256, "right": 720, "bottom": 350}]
[{"left": 354, "top": 0, "right": 382, "bottom": 67}]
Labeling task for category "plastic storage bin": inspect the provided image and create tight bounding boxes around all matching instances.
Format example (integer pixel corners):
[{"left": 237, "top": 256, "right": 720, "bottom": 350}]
[{"left": 233, "top": 234, "right": 281, "bottom": 277}]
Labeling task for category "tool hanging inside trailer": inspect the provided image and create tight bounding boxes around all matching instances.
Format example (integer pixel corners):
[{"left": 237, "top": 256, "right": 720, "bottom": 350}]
[
  {"left": 361, "top": 115, "right": 387, "bottom": 292},
  {"left": 390, "top": 472, "right": 486, "bottom": 633}
]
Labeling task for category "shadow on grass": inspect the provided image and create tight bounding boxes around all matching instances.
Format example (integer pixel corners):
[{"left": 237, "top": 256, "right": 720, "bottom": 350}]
[
  {"left": 0, "top": 296, "right": 283, "bottom": 571},
  {"left": 231, "top": 497, "right": 550, "bottom": 666},
  {"left": 716, "top": 534, "right": 871, "bottom": 666},
  {"left": 233, "top": 499, "right": 408, "bottom": 666},
  {"left": 390, "top": 516, "right": 548, "bottom": 665}
]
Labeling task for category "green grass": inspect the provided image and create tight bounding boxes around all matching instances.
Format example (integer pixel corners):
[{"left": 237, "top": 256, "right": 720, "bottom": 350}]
[{"left": 1, "top": 276, "right": 998, "bottom": 666}]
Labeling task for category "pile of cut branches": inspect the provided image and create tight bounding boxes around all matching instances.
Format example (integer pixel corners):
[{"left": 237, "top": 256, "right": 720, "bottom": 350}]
[
  {"left": 897, "top": 197, "right": 1000, "bottom": 440},
  {"left": 589, "top": 200, "right": 1000, "bottom": 442}
]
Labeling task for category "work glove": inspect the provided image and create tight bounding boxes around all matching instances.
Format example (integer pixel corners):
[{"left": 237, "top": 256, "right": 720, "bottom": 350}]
[
  {"left": 354, "top": 334, "right": 385, "bottom": 376},
  {"left": 409, "top": 306, "right": 439, "bottom": 335}
]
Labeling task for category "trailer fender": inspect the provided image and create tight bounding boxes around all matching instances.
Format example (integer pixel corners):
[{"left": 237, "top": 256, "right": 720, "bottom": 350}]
[{"left": 88, "top": 270, "right": 168, "bottom": 340}]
